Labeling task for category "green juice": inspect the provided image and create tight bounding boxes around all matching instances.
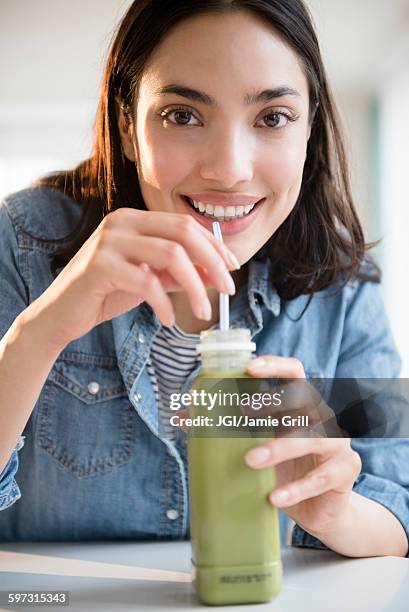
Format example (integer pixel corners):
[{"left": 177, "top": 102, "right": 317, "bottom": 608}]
[{"left": 187, "top": 329, "right": 282, "bottom": 606}]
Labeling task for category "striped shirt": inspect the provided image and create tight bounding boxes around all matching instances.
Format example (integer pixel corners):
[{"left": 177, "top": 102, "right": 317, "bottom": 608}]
[{"left": 146, "top": 324, "right": 201, "bottom": 439}]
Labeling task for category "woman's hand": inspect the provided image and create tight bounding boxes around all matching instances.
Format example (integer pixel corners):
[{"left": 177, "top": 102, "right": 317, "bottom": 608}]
[
  {"left": 23, "top": 209, "right": 239, "bottom": 350},
  {"left": 244, "top": 355, "right": 362, "bottom": 538}
]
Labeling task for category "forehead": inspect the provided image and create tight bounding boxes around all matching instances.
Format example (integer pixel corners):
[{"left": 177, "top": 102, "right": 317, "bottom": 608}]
[{"left": 139, "top": 10, "right": 309, "bottom": 102}]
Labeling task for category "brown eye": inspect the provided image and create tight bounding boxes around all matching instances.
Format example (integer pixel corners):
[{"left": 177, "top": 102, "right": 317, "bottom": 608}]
[
  {"left": 160, "top": 107, "right": 200, "bottom": 126},
  {"left": 171, "top": 110, "right": 192, "bottom": 125},
  {"left": 259, "top": 112, "right": 289, "bottom": 128},
  {"left": 264, "top": 113, "right": 281, "bottom": 127}
]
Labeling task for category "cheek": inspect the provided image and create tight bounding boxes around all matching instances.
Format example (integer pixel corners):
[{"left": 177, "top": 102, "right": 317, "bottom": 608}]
[
  {"left": 264, "top": 142, "right": 306, "bottom": 191},
  {"left": 137, "top": 122, "right": 193, "bottom": 190}
]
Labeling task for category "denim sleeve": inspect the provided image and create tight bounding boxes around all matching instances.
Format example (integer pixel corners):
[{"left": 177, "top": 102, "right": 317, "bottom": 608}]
[
  {"left": 0, "top": 202, "right": 30, "bottom": 506},
  {"left": 0, "top": 203, "right": 30, "bottom": 339},
  {"left": 292, "top": 280, "right": 409, "bottom": 556},
  {"left": 0, "top": 436, "right": 25, "bottom": 511}
]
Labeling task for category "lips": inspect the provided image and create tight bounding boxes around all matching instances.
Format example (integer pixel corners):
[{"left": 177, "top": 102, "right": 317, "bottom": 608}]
[{"left": 181, "top": 194, "right": 266, "bottom": 235}]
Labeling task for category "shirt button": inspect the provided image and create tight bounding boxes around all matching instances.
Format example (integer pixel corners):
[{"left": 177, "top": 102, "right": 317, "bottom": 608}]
[
  {"left": 133, "top": 392, "right": 143, "bottom": 403},
  {"left": 87, "top": 381, "right": 100, "bottom": 395},
  {"left": 138, "top": 331, "right": 145, "bottom": 343},
  {"left": 166, "top": 509, "right": 179, "bottom": 521}
]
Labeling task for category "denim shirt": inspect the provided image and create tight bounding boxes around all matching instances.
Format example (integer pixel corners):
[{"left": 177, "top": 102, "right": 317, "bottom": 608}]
[{"left": 1, "top": 187, "right": 408, "bottom": 555}]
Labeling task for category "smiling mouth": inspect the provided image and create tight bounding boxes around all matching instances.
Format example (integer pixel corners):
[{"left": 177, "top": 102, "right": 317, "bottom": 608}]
[{"left": 182, "top": 195, "right": 265, "bottom": 221}]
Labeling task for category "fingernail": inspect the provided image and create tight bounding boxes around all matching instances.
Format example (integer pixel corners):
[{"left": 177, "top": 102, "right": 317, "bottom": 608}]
[
  {"left": 245, "top": 446, "right": 271, "bottom": 466},
  {"left": 223, "top": 272, "right": 236, "bottom": 295},
  {"left": 247, "top": 357, "right": 267, "bottom": 370},
  {"left": 140, "top": 262, "right": 150, "bottom": 273},
  {"left": 225, "top": 250, "right": 241, "bottom": 270},
  {"left": 167, "top": 316, "right": 176, "bottom": 327},
  {"left": 270, "top": 489, "right": 290, "bottom": 505},
  {"left": 200, "top": 300, "right": 212, "bottom": 321}
]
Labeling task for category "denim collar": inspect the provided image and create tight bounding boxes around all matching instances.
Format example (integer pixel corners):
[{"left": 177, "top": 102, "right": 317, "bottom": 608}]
[{"left": 246, "top": 257, "right": 281, "bottom": 317}]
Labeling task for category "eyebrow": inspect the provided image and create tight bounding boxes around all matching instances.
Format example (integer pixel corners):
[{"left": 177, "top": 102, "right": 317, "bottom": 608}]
[{"left": 154, "top": 84, "right": 301, "bottom": 106}]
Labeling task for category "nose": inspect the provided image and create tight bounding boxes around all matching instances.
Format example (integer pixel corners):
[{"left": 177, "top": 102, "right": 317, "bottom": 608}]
[{"left": 199, "top": 125, "right": 254, "bottom": 187}]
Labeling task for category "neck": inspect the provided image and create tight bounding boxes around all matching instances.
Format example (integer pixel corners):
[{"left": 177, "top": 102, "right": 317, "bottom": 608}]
[{"left": 168, "top": 266, "right": 248, "bottom": 334}]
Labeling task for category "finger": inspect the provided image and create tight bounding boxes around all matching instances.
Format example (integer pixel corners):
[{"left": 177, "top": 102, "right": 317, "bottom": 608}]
[
  {"left": 112, "top": 208, "right": 238, "bottom": 266},
  {"left": 168, "top": 214, "right": 241, "bottom": 271},
  {"left": 245, "top": 437, "right": 350, "bottom": 469},
  {"left": 268, "top": 449, "right": 362, "bottom": 507},
  {"left": 110, "top": 259, "right": 175, "bottom": 326},
  {"left": 112, "top": 210, "right": 240, "bottom": 281},
  {"left": 157, "top": 264, "right": 215, "bottom": 292},
  {"left": 239, "top": 378, "right": 327, "bottom": 421},
  {"left": 277, "top": 380, "right": 336, "bottom": 425},
  {"left": 152, "top": 223, "right": 237, "bottom": 295},
  {"left": 111, "top": 234, "right": 214, "bottom": 320},
  {"left": 246, "top": 355, "right": 305, "bottom": 378},
  {"left": 156, "top": 212, "right": 241, "bottom": 270}
]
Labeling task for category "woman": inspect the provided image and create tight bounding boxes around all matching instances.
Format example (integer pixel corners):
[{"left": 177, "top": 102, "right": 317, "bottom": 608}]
[{"left": 0, "top": 0, "right": 408, "bottom": 557}]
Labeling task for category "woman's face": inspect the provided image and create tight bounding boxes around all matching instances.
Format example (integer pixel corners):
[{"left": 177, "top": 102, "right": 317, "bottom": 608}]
[{"left": 119, "top": 10, "right": 311, "bottom": 264}]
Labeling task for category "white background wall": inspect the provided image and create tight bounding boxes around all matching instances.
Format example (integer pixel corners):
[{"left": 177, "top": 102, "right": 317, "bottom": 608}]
[
  {"left": 378, "top": 36, "right": 409, "bottom": 375},
  {"left": 0, "top": 0, "right": 131, "bottom": 195},
  {"left": 1, "top": 0, "right": 409, "bottom": 373}
]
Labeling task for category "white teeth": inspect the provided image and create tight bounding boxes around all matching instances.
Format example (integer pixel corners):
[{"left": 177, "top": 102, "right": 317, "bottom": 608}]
[
  {"left": 189, "top": 198, "right": 259, "bottom": 220},
  {"left": 225, "top": 206, "right": 236, "bottom": 217}
]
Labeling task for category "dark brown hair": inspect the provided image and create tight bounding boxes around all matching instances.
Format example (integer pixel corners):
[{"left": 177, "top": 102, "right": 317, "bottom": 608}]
[{"left": 34, "top": 0, "right": 380, "bottom": 306}]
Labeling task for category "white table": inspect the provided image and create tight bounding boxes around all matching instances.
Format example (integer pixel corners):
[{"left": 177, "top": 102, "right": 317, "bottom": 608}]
[{"left": 0, "top": 541, "right": 408, "bottom": 611}]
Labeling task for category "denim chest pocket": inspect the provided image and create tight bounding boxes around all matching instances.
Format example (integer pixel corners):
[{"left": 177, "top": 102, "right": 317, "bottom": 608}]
[{"left": 35, "top": 356, "right": 137, "bottom": 479}]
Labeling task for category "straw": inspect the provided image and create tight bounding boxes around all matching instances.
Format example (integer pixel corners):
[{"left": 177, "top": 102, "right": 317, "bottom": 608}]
[{"left": 212, "top": 221, "right": 229, "bottom": 331}]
